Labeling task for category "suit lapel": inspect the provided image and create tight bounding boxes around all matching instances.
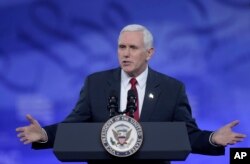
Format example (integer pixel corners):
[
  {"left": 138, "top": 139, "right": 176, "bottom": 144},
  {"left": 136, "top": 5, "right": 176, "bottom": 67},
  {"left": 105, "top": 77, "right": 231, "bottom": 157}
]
[
  {"left": 140, "top": 68, "right": 161, "bottom": 121},
  {"left": 105, "top": 68, "right": 121, "bottom": 108}
]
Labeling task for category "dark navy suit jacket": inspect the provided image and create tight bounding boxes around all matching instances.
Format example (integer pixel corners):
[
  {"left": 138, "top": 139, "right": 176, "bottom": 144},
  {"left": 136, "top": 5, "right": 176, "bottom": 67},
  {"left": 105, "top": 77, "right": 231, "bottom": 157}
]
[{"left": 33, "top": 67, "right": 225, "bottom": 164}]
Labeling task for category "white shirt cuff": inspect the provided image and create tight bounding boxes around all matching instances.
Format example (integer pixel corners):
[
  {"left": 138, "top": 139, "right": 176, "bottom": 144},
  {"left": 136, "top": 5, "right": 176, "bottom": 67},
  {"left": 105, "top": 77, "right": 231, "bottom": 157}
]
[
  {"left": 209, "top": 132, "right": 220, "bottom": 147},
  {"left": 38, "top": 128, "right": 48, "bottom": 143}
]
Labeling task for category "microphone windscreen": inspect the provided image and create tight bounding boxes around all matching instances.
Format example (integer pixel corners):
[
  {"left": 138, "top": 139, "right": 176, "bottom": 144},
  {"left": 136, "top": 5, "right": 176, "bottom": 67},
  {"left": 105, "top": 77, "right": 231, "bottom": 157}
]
[
  {"left": 127, "top": 89, "right": 136, "bottom": 98},
  {"left": 110, "top": 90, "right": 117, "bottom": 97}
]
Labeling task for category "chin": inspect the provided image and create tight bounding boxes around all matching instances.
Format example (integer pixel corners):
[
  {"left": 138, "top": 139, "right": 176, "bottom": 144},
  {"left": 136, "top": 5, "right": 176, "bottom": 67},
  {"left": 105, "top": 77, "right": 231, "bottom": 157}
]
[
  {"left": 122, "top": 67, "right": 131, "bottom": 72},
  {"left": 122, "top": 66, "right": 136, "bottom": 75}
]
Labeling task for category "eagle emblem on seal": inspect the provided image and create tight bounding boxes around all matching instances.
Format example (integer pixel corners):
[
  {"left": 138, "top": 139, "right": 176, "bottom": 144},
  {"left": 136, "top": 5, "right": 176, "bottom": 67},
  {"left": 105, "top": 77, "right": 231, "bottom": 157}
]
[{"left": 110, "top": 124, "right": 133, "bottom": 147}]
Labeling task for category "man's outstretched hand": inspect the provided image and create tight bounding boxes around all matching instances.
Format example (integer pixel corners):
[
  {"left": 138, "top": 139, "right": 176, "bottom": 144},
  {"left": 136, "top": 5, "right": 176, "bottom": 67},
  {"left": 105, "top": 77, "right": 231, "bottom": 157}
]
[
  {"left": 16, "top": 114, "right": 47, "bottom": 144},
  {"left": 212, "top": 120, "right": 246, "bottom": 146}
]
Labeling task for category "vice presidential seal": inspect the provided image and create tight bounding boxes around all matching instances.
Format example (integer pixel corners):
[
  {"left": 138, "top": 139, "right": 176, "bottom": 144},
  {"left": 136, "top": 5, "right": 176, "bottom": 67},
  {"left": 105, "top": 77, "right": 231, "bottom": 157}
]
[{"left": 101, "top": 115, "right": 143, "bottom": 157}]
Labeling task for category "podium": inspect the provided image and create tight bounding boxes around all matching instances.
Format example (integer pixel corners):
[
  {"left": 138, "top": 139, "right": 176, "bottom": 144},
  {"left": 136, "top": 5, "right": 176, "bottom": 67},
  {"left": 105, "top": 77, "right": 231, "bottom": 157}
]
[{"left": 53, "top": 122, "right": 191, "bottom": 161}]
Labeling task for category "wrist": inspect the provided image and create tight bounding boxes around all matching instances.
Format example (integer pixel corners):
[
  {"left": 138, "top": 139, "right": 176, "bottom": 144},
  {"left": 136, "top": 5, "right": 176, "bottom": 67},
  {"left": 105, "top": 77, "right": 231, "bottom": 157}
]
[
  {"left": 39, "top": 128, "right": 48, "bottom": 143},
  {"left": 209, "top": 132, "right": 220, "bottom": 147}
]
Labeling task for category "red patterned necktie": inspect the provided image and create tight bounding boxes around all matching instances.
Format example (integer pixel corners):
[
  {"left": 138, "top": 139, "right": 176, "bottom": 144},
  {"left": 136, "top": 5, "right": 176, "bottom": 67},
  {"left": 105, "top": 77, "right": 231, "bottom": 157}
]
[{"left": 129, "top": 78, "right": 139, "bottom": 121}]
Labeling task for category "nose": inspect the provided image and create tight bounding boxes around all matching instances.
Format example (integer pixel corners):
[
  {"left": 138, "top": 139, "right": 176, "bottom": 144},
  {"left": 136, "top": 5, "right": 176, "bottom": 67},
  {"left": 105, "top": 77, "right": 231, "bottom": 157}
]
[{"left": 123, "top": 48, "right": 130, "bottom": 58}]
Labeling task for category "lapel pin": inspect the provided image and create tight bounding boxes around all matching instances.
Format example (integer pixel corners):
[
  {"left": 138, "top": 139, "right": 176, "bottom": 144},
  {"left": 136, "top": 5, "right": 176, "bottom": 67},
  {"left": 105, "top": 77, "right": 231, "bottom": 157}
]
[{"left": 149, "top": 93, "right": 154, "bottom": 99}]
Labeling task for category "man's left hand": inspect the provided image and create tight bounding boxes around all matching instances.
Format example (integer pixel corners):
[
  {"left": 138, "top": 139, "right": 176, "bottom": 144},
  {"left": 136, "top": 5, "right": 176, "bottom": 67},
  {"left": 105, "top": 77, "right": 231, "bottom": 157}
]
[{"left": 212, "top": 120, "right": 246, "bottom": 146}]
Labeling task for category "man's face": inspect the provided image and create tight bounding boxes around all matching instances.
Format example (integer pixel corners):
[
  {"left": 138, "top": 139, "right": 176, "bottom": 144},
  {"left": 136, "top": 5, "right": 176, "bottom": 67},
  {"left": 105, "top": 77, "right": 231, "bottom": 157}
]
[{"left": 118, "top": 31, "right": 153, "bottom": 77}]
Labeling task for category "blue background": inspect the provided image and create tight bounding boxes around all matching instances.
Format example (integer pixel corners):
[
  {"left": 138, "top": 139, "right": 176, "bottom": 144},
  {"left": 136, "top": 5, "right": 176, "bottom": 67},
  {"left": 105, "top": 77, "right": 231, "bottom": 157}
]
[{"left": 0, "top": 0, "right": 249, "bottom": 163}]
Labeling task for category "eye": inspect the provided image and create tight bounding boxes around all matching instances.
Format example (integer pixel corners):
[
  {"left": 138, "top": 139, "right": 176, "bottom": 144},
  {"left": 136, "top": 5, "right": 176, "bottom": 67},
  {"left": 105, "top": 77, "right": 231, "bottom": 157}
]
[
  {"left": 119, "top": 45, "right": 126, "bottom": 49},
  {"left": 130, "top": 45, "right": 138, "bottom": 49}
]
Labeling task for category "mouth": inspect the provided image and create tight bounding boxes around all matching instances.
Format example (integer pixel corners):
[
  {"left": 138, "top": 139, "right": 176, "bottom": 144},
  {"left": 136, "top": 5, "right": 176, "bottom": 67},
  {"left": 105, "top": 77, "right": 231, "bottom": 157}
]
[{"left": 122, "top": 60, "right": 132, "bottom": 66}]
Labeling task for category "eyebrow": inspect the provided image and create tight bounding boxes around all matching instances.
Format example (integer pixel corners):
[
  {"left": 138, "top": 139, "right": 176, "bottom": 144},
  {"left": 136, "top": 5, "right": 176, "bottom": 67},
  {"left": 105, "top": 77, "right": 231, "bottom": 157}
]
[{"left": 118, "top": 44, "right": 139, "bottom": 48}]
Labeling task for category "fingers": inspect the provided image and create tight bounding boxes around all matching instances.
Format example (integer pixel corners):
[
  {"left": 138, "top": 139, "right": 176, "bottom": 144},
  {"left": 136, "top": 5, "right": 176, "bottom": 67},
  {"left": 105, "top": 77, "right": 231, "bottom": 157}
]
[
  {"left": 24, "top": 140, "right": 32, "bottom": 145},
  {"left": 16, "top": 128, "right": 29, "bottom": 144},
  {"left": 233, "top": 136, "right": 244, "bottom": 142},
  {"left": 26, "top": 114, "right": 37, "bottom": 124},
  {"left": 17, "top": 132, "right": 25, "bottom": 138},
  {"left": 18, "top": 133, "right": 28, "bottom": 144},
  {"left": 16, "top": 127, "right": 25, "bottom": 132},
  {"left": 17, "top": 130, "right": 35, "bottom": 144},
  {"left": 227, "top": 120, "right": 240, "bottom": 128},
  {"left": 16, "top": 115, "right": 38, "bottom": 132},
  {"left": 228, "top": 138, "right": 244, "bottom": 145},
  {"left": 20, "top": 136, "right": 27, "bottom": 142},
  {"left": 235, "top": 133, "right": 247, "bottom": 139},
  {"left": 19, "top": 136, "right": 32, "bottom": 145},
  {"left": 225, "top": 132, "right": 246, "bottom": 146}
]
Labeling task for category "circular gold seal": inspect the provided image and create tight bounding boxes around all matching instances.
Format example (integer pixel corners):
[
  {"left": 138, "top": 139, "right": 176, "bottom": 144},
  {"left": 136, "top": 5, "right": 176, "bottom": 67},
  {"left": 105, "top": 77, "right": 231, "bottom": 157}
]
[{"left": 101, "top": 115, "right": 143, "bottom": 157}]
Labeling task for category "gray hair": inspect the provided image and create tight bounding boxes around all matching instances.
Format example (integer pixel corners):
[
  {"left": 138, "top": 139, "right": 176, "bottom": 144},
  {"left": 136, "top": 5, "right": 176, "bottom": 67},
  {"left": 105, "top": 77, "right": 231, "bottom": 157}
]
[{"left": 118, "top": 24, "right": 154, "bottom": 49}]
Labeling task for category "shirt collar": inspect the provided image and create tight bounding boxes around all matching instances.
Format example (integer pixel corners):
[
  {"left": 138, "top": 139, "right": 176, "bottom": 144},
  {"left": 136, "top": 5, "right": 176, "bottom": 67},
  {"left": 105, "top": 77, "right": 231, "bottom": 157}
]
[{"left": 121, "top": 66, "right": 148, "bottom": 89}]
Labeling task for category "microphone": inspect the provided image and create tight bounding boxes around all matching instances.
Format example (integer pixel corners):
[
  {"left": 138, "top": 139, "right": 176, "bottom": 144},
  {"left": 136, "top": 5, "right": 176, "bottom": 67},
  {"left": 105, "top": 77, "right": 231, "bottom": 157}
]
[
  {"left": 107, "top": 90, "right": 118, "bottom": 118},
  {"left": 126, "top": 89, "right": 137, "bottom": 118}
]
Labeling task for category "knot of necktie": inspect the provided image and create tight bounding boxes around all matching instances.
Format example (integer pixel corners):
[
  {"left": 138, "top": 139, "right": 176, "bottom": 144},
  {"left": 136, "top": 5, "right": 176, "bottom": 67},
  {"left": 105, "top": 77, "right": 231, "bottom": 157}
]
[{"left": 130, "top": 78, "right": 137, "bottom": 90}]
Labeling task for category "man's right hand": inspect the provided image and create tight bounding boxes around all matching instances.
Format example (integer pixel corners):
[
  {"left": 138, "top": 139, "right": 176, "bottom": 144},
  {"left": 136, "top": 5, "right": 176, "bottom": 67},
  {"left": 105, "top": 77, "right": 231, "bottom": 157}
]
[{"left": 16, "top": 114, "right": 48, "bottom": 144}]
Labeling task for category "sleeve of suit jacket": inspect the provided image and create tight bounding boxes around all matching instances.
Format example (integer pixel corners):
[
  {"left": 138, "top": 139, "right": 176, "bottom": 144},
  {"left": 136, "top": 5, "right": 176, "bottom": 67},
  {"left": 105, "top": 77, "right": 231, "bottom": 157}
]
[{"left": 174, "top": 83, "right": 225, "bottom": 155}]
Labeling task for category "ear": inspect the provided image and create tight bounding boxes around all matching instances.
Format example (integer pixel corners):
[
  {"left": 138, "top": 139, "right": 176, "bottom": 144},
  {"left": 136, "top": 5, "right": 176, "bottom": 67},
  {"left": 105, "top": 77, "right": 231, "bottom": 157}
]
[{"left": 146, "top": 48, "right": 154, "bottom": 61}]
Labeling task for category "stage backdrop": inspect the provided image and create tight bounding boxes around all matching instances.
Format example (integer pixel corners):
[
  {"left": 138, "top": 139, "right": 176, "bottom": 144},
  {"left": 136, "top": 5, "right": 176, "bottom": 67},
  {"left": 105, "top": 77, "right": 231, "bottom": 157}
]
[{"left": 0, "top": 0, "right": 249, "bottom": 164}]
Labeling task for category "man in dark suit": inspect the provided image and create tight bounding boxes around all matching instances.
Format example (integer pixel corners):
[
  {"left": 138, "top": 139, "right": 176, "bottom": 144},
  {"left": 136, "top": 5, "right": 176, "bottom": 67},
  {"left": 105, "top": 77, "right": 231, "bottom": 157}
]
[{"left": 16, "top": 24, "right": 246, "bottom": 164}]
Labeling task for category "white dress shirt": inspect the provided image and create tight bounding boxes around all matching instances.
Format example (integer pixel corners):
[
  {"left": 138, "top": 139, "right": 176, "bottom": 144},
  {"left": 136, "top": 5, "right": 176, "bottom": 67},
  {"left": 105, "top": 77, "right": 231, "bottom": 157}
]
[{"left": 120, "top": 67, "right": 148, "bottom": 116}]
